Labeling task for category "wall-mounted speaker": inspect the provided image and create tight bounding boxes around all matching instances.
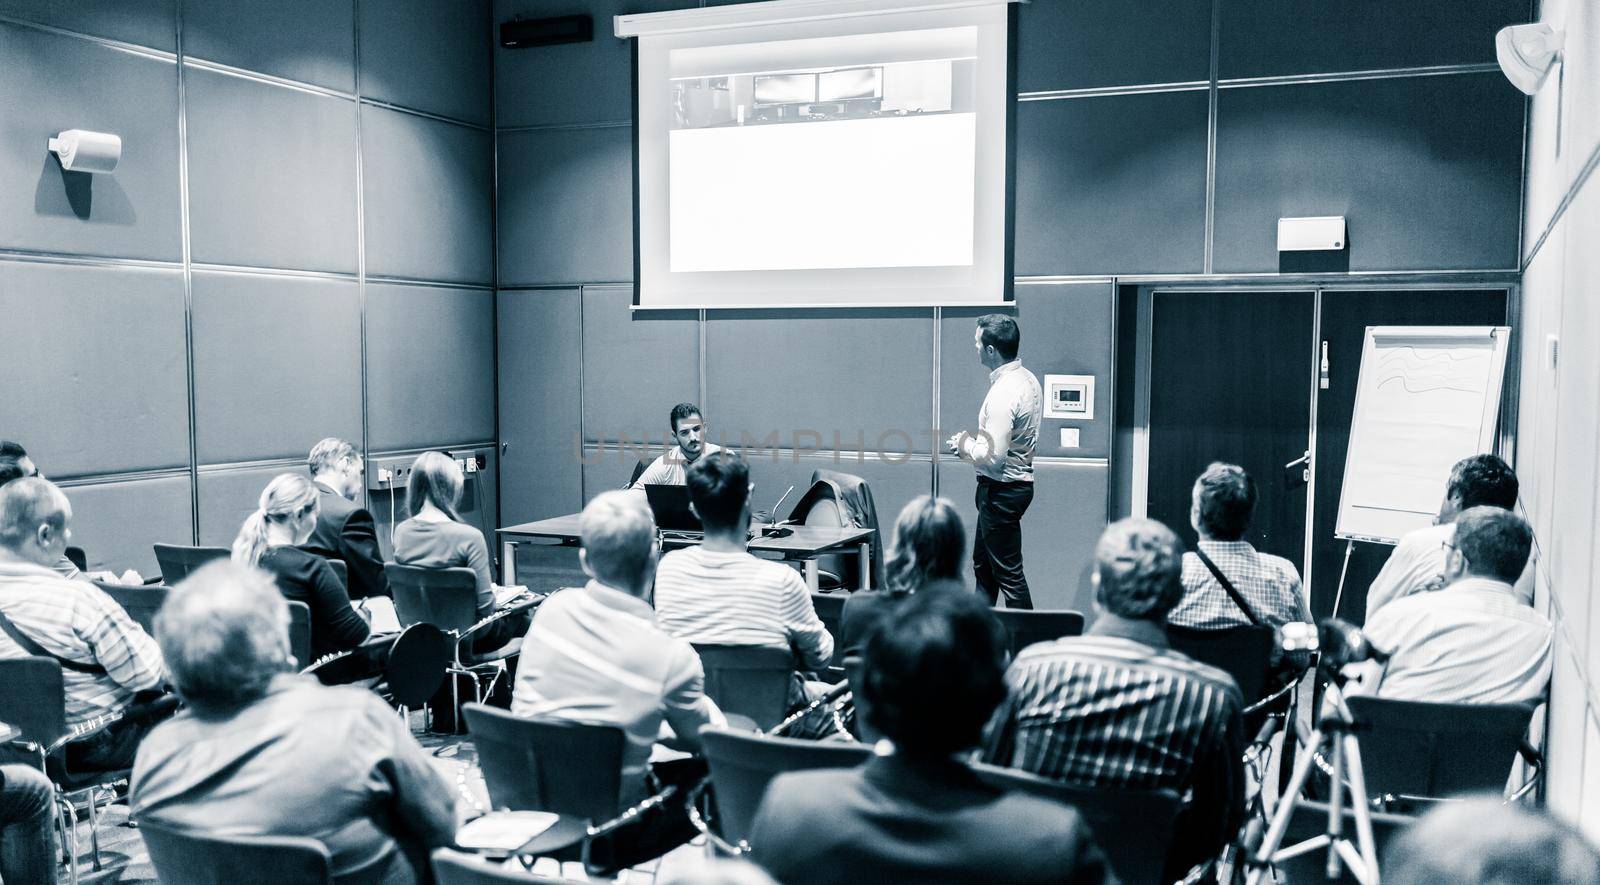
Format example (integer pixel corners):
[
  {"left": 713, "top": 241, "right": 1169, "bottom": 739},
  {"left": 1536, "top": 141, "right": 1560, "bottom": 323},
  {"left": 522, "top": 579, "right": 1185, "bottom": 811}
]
[{"left": 500, "top": 15, "right": 594, "bottom": 49}]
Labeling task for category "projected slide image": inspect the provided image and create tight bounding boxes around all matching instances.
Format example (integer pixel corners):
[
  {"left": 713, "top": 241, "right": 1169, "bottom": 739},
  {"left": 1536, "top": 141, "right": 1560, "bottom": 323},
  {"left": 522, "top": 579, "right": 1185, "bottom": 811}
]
[{"left": 671, "top": 59, "right": 973, "bottom": 130}]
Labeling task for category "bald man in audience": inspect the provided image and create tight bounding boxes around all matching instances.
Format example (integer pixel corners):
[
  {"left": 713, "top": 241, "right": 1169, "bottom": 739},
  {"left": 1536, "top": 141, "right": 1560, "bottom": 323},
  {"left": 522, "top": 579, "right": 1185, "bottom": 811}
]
[{"left": 0, "top": 478, "right": 167, "bottom": 771}]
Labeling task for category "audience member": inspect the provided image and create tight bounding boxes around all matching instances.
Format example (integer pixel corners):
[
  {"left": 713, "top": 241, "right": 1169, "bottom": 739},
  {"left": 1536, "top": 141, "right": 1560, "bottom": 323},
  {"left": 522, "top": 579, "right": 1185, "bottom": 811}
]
[
  {"left": 0, "top": 764, "right": 55, "bottom": 885},
  {"left": 512, "top": 492, "right": 723, "bottom": 869},
  {"left": 984, "top": 517, "right": 1244, "bottom": 878},
  {"left": 1171, "top": 462, "right": 1311, "bottom": 630},
  {"left": 627, "top": 403, "right": 721, "bottom": 490},
  {"left": 653, "top": 452, "right": 833, "bottom": 706},
  {"left": 1358, "top": 506, "right": 1552, "bottom": 704},
  {"left": 0, "top": 444, "right": 140, "bottom": 585},
  {"left": 303, "top": 438, "right": 390, "bottom": 600},
  {"left": 1383, "top": 796, "right": 1600, "bottom": 885},
  {"left": 753, "top": 590, "right": 1107, "bottom": 885},
  {"left": 0, "top": 477, "right": 167, "bottom": 771},
  {"left": 392, "top": 451, "right": 520, "bottom": 654},
  {"left": 232, "top": 473, "right": 370, "bottom": 662},
  {"left": 1366, "top": 454, "right": 1523, "bottom": 618},
  {"left": 131, "top": 561, "right": 454, "bottom": 885},
  {"left": 839, "top": 495, "right": 972, "bottom": 661}
]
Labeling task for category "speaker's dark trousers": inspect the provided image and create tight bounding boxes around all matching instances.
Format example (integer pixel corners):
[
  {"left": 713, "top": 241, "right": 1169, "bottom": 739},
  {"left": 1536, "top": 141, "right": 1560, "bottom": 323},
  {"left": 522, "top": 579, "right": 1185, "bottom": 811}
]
[{"left": 974, "top": 476, "right": 1034, "bottom": 609}]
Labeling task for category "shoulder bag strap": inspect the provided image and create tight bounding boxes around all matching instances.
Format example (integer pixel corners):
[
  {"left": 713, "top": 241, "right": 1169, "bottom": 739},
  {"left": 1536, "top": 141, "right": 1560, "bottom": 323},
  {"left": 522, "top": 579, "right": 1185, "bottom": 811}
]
[
  {"left": 1193, "top": 548, "right": 1265, "bottom": 627},
  {"left": 0, "top": 608, "right": 107, "bottom": 675}
]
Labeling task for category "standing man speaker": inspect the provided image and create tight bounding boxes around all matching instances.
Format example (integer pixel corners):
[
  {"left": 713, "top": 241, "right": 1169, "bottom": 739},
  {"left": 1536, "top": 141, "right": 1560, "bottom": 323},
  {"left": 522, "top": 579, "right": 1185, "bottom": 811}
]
[{"left": 948, "top": 315, "right": 1043, "bottom": 610}]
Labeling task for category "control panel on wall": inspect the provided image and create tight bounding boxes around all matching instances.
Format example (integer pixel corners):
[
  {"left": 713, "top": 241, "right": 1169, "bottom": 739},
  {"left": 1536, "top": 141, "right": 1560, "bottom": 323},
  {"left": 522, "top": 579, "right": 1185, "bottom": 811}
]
[
  {"left": 1043, "top": 374, "right": 1095, "bottom": 421},
  {"left": 368, "top": 450, "right": 488, "bottom": 491}
]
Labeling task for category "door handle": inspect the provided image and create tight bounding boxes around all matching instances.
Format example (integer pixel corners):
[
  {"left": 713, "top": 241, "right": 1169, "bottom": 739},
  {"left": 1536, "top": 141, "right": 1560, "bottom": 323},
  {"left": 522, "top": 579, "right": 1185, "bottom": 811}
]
[
  {"left": 501, "top": 442, "right": 510, "bottom": 457},
  {"left": 1284, "top": 451, "right": 1310, "bottom": 471},
  {"left": 1284, "top": 450, "right": 1311, "bottom": 489}
]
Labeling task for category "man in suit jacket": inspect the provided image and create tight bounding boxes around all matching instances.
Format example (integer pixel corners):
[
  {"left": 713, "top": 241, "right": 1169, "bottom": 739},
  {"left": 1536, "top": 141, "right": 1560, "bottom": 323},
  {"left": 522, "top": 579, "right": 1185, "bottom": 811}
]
[
  {"left": 750, "top": 591, "right": 1107, "bottom": 885},
  {"left": 302, "top": 438, "right": 388, "bottom": 600}
]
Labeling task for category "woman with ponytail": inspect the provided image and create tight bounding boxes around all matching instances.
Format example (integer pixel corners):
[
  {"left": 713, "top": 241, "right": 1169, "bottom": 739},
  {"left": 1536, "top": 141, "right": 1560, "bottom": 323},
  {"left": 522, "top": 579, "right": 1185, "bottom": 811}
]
[
  {"left": 233, "top": 473, "right": 370, "bottom": 661},
  {"left": 839, "top": 495, "right": 978, "bottom": 661}
]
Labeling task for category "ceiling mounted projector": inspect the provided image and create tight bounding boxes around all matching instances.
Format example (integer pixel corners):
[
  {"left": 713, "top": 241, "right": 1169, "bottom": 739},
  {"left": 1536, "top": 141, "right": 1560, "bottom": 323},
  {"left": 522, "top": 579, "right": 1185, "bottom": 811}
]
[{"left": 1496, "top": 23, "right": 1564, "bottom": 95}]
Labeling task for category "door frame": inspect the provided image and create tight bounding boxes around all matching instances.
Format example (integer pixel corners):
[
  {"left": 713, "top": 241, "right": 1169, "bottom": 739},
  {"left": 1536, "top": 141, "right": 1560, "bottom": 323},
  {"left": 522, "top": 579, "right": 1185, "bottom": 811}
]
[{"left": 1122, "top": 277, "right": 1519, "bottom": 600}]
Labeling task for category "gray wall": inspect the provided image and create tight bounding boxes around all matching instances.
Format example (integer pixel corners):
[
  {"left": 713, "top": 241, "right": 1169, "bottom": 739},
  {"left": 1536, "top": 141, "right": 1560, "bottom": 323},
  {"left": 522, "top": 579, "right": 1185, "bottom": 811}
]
[
  {"left": 0, "top": 0, "right": 495, "bottom": 576},
  {"left": 493, "top": 0, "right": 1529, "bottom": 611}
]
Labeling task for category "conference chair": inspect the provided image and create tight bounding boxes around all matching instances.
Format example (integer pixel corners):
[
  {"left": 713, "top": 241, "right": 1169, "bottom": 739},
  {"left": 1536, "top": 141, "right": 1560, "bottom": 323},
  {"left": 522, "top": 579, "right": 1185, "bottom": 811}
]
[
  {"left": 1345, "top": 696, "right": 1541, "bottom": 809},
  {"left": 433, "top": 849, "right": 566, "bottom": 884},
  {"left": 808, "top": 590, "right": 847, "bottom": 671},
  {"left": 151, "top": 543, "right": 229, "bottom": 583},
  {"left": 139, "top": 819, "right": 333, "bottom": 885},
  {"left": 0, "top": 657, "right": 142, "bottom": 883},
  {"left": 695, "top": 725, "right": 872, "bottom": 853},
  {"left": 972, "top": 763, "right": 1182, "bottom": 885},
  {"left": 990, "top": 609, "right": 1086, "bottom": 659},
  {"left": 691, "top": 644, "right": 795, "bottom": 731},
  {"left": 1166, "top": 624, "right": 1278, "bottom": 707},
  {"left": 1262, "top": 799, "right": 1412, "bottom": 884},
  {"left": 64, "top": 545, "right": 87, "bottom": 573},
  {"left": 386, "top": 564, "right": 520, "bottom": 731},
  {"left": 285, "top": 599, "right": 313, "bottom": 670},
  {"left": 327, "top": 558, "right": 348, "bottom": 592},
  {"left": 811, "top": 468, "right": 883, "bottom": 588},
  {"left": 625, "top": 456, "right": 652, "bottom": 489},
  {"left": 94, "top": 580, "right": 167, "bottom": 633},
  {"left": 788, "top": 469, "right": 884, "bottom": 590}
]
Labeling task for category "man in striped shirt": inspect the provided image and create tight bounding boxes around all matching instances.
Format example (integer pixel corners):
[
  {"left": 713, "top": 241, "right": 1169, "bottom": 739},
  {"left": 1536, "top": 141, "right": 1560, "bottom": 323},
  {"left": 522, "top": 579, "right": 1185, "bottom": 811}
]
[
  {"left": 654, "top": 452, "right": 834, "bottom": 673},
  {"left": 984, "top": 517, "right": 1244, "bottom": 879},
  {"left": 0, "top": 478, "right": 166, "bottom": 771}
]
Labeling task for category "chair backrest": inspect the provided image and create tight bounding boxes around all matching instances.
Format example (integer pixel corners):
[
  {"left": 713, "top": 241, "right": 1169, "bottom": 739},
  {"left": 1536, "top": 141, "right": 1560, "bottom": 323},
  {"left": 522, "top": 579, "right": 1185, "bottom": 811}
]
[
  {"left": 789, "top": 479, "right": 850, "bottom": 589},
  {"left": 692, "top": 644, "right": 795, "bottom": 731},
  {"left": 990, "top": 609, "right": 1087, "bottom": 659},
  {"left": 433, "top": 849, "right": 566, "bottom": 884},
  {"left": 700, "top": 726, "right": 872, "bottom": 845},
  {"left": 1347, "top": 696, "right": 1537, "bottom": 800},
  {"left": 139, "top": 818, "right": 333, "bottom": 885},
  {"left": 462, "top": 704, "right": 627, "bottom": 821},
  {"left": 1166, "top": 624, "right": 1277, "bottom": 705},
  {"left": 95, "top": 581, "right": 169, "bottom": 634},
  {"left": 286, "top": 601, "right": 312, "bottom": 670},
  {"left": 809, "top": 591, "right": 847, "bottom": 668},
  {"left": 0, "top": 657, "right": 67, "bottom": 747},
  {"left": 811, "top": 467, "right": 884, "bottom": 588},
  {"left": 386, "top": 564, "right": 481, "bottom": 633},
  {"left": 65, "top": 545, "right": 88, "bottom": 573},
  {"left": 626, "top": 456, "right": 653, "bottom": 489},
  {"left": 383, "top": 623, "right": 453, "bottom": 708},
  {"left": 326, "top": 559, "right": 348, "bottom": 592},
  {"left": 1273, "top": 799, "right": 1412, "bottom": 883},
  {"left": 152, "top": 543, "right": 230, "bottom": 583},
  {"left": 972, "top": 763, "right": 1182, "bottom": 885}
]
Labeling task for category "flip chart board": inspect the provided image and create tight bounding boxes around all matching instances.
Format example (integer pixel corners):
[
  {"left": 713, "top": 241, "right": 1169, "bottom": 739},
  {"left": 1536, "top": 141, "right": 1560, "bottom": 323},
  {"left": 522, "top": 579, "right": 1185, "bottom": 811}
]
[{"left": 1336, "top": 326, "right": 1510, "bottom": 544}]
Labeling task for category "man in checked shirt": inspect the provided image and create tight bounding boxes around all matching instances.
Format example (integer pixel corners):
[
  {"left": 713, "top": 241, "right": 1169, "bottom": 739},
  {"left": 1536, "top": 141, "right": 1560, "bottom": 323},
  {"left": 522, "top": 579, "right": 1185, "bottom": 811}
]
[{"left": 984, "top": 518, "right": 1245, "bottom": 881}]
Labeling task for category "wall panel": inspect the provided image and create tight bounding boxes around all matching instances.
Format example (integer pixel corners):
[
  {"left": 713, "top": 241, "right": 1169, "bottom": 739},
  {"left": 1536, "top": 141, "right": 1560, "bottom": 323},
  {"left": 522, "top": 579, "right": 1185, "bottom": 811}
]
[
  {"left": 1213, "top": 74, "right": 1523, "bottom": 274},
  {"left": 366, "top": 283, "right": 495, "bottom": 451},
  {"left": 183, "top": 0, "right": 355, "bottom": 91},
  {"left": 360, "top": 0, "right": 491, "bottom": 126},
  {"left": 705, "top": 309, "right": 935, "bottom": 453},
  {"left": 0, "top": 261, "right": 188, "bottom": 477},
  {"left": 362, "top": 106, "right": 493, "bottom": 284},
  {"left": 1015, "top": 91, "right": 1209, "bottom": 276},
  {"left": 186, "top": 67, "right": 359, "bottom": 272},
  {"left": 0, "top": 23, "right": 181, "bottom": 261},
  {"left": 63, "top": 474, "right": 192, "bottom": 576},
  {"left": 1017, "top": 0, "right": 1211, "bottom": 92},
  {"left": 496, "top": 126, "right": 633, "bottom": 286},
  {"left": 191, "top": 271, "right": 362, "bottom": 464},
  {"left": 196, "top": 464, "right": 303, "bottom": 547},
  {"left": 498, "top": 289, "right": 584, "bottom": 524},
  {"left": 581, "top": 285, "right": 700, "bottom": 445},
  {"left": 0, "top": 0, "right": 176, "bottom": 51}
]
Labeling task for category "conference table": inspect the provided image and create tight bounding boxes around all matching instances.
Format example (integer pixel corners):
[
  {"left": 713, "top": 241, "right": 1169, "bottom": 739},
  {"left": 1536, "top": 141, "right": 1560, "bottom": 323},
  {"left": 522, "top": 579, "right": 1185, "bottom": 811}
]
[{"left": 497, "top": 515, "right": 875, "bottom": 593}]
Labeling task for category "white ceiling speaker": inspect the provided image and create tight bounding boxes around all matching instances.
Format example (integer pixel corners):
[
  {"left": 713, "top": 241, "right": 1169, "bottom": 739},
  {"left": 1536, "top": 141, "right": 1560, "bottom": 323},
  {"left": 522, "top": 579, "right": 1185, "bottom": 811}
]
[{"left": 1496, "top": 23, "right": 1564, "bottom": 95}]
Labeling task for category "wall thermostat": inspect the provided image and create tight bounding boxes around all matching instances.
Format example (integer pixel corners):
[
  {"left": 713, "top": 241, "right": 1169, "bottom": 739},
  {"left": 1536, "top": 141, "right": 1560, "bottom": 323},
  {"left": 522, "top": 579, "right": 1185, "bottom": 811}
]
[{"left": 1044, "top": 374, "right": 1094, "bottom": 420}]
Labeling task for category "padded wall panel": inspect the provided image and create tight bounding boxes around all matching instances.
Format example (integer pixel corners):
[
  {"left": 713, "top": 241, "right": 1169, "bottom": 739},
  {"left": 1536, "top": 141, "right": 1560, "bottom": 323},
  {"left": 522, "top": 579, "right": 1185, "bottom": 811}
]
[
  {"left": 496, "top": 126, "right": 634, "bottom": 286},
  {"left": 493, "top": 0, "right": 694, "bottom": 128},
  {"left": 62, "top": 474, "right": 192, "bottom": 577},
  {"left": 939, "top": 459, "right": 1107, "bottom": 613},
  {"left": 0, "top": 23, "right": 181, "bottom": 261},
  {"left": 360, "top": 0, "right": 491, "bottom": 126},
  {"left": 0, "top": 0, "right": 175, "bottom": 51},
  {"left": 940, "top": 283, "right": 1114, "bottom": 459},
  {"left": 1219, "top": 0, "right": 1528, "bottom": 79},
  {"left": 581, "top": 285, "right": 699, "bottom": 445},
  {"left": 705, "top": 309, "right": 935, "bottom": 454},
  {"left": 1564, "top": 0, "right": 1600, "bottom": 208},
  {"left": 197, "top": 464, "right": 307, "bottom": 546},
  {"left": 0, "top": 261, "right": 188, "bottom": 477},
  {"left": 183, "top": 0, "right": 355, "bottom": 91},
  {"left": 366, "top": 283, "right": 495, "bottom": 451},
  {"left": 497, "top": 289, "right": 584, "bottom": 524},
  {"left": 191, "top": 271, "right": 362, "bottom": 464},
  {"left": 185, "top": 67, "right": 358, "bottom": 272},
  {"left": 362, "top": 106, "right": 493, "bottom": 284},
  {"left": 1016, "top": 92, "right": 1208, "bottom": 276},
  {"left": 1562, "top": 183, "right": 1600, "bottom": 667},
  {"left": 1017, "top": 0, "right": 1212, "bottom": 92},
  {"left": 1213, "top": 74, "right": 1523, "bottom": 273}
]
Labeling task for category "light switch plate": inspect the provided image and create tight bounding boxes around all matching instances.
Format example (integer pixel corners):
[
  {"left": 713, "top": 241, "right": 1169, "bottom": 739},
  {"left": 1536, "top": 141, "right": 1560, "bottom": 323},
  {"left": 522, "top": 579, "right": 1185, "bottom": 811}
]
[{"left": 1060, "top": 427, "right": 1080, "bottom": 449}]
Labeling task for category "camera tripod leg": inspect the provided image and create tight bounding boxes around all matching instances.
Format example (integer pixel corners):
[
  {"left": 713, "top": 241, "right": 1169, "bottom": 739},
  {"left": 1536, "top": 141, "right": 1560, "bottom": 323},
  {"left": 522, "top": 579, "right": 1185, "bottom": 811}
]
[
  {"left": 1341, "top": 732, "right": 1381, "bottom": 882},
  {"left": 1246, "top": 726, "right": 1327, "bottom": 885}
]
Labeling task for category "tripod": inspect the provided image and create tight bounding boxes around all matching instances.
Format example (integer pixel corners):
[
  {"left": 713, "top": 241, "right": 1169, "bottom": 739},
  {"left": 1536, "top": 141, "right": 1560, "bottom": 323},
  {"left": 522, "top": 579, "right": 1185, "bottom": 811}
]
[{"left": 1246, "top": 677, "right": 1380, "bottom": 885}]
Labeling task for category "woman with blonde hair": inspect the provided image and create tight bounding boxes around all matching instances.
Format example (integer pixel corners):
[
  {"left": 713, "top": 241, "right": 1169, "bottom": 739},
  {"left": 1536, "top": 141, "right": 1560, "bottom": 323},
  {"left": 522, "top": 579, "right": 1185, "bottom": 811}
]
[
  {"left": 839, "top": 495, "right": 974, "bottom": 660},
  {"left": 233, "top": 473, "right": 370, "bottom": 662},
  {"left": 391, "top": 452, "right": 522, "bottom": 653}
]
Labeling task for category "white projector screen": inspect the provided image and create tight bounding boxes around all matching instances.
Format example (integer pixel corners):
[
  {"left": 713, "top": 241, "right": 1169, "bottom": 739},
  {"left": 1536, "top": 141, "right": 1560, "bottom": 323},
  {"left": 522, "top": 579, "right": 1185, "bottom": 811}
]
[{"left": 619, "top": 0, "right": 1017, "bottom": 309}]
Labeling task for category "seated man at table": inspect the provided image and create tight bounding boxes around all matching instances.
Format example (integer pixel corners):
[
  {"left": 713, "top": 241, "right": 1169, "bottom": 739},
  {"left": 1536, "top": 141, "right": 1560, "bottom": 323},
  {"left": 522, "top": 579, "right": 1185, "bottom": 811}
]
[{"left": 626, "top": 402, "right": 721, "bottom": 491}]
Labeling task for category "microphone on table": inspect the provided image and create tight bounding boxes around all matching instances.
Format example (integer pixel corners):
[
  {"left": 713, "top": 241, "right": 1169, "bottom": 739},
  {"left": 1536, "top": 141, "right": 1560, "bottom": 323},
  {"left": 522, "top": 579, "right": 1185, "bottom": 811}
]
[{"left": 760, "top": 485, "right": 797, "bottom": 536}]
